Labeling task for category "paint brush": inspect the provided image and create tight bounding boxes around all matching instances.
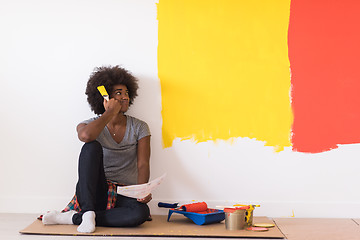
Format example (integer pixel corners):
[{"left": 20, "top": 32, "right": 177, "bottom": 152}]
[{"left": 97, "top": 85, "right": 109, "bottom": 101}]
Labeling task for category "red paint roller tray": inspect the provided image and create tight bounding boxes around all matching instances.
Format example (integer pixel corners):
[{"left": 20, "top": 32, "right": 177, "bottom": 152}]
[{"left": 167, "top": 202, "right": 225, "bottom": 225}]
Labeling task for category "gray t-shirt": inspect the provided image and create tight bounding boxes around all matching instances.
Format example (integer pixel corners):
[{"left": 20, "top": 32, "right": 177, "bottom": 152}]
[{"left": 81, "top": 115, "right": 151, "bottom": 185}]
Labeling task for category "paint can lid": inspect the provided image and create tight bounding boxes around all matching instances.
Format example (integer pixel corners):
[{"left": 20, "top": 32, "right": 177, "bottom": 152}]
[
  {"left": 246, "top": 227, "right": 269, "bottom": 231},
  {"left": 253, "top": 223, "right": 275, "bottom": 228}
]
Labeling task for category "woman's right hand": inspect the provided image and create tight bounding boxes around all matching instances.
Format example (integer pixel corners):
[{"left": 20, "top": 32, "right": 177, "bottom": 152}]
[
  {"left": 104, "top": 98, "right": 122, "bottom": 116},
  {"left": 77, "top": 98, "right": 122, "bottom": 143}
]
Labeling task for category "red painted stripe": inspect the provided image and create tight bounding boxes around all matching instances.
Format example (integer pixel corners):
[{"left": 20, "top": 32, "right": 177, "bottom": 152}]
[{"left": 289, "top": 0, "right": 360, "bottom": 153}]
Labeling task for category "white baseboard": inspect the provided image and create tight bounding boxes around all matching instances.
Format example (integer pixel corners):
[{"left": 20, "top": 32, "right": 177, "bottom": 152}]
[
  {"left": 1, "top": 196, "right": 359, "bottom": 218},
  {"left": 149, "top": 199, "right": 360, "bottom": 218},
  {"left": 0, "top": 196, "right": 72, "bottom": 214}
]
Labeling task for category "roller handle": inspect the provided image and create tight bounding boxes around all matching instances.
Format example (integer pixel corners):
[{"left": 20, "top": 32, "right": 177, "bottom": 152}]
[{"left": 158, "top": 202, "right": 179, "bottom": 208}]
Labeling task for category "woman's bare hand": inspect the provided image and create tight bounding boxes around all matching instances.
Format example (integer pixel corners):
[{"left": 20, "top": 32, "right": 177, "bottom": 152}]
[
  {"left": 137, "top": 194, "right": 152, "bottom": 204},
  {"left": 104, "top": 98, "right": 122, "bottom": 115}
]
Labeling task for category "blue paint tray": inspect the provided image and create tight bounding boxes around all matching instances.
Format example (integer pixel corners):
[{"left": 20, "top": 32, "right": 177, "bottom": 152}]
[{"left": 167, "top": 209, "right": 225, "bottom": 225}]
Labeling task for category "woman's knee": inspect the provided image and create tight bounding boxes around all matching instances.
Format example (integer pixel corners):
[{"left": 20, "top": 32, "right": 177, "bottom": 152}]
[
  {"left": 81, "top": 141, "right": 102, "bottom": 153},
  {"left": 79, "top": 141, "right": 103, "bottom": 162}
]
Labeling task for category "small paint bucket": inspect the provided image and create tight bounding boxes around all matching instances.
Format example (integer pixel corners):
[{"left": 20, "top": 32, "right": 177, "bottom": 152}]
[
  {"left": 224, "top": 207, "right": 248, "bottom": 230},
  {"left": 245, "top": 208, "right": 254, "bottom": 226}
]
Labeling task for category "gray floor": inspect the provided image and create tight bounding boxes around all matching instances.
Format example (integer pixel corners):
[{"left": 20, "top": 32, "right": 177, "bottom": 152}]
[{"left": 0, "top": 213, "right": 274, "bottom": 240}]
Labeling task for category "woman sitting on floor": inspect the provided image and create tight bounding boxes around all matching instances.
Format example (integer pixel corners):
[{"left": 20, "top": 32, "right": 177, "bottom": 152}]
[{"left": 42, "top": 66, "right": 152, "bottom": 233}]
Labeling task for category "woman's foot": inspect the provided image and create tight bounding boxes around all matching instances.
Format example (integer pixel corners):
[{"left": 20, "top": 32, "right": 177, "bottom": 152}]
[
  {"left": 42, "top": 210, "right": 76, "bottom": 225},
  {"left": 77, "top": 211, "right": 96, "bottom": 233}
]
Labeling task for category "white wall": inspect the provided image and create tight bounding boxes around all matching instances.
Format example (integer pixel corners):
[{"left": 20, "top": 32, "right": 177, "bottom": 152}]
[{"left": 1, "top": 0, "right": 359, "bottom": 218}]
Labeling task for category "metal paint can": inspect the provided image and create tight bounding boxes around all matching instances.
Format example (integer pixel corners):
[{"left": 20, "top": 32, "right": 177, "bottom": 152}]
[{"left": 224, "top": 207, "right": 248, "bottom": 230}]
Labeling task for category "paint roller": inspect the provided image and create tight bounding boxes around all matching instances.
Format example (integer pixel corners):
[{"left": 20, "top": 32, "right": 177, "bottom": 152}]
[
  {"left": 158, "top": 202, "right": 208, "bottom": 212},
  {"left": 181, "top": 202, "right": 208, "bottom": 212}
]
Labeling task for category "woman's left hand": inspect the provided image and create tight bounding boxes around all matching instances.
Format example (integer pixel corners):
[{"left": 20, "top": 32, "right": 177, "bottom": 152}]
[{"left": 137, "top": 193, "right": 152, "bottom": 204}]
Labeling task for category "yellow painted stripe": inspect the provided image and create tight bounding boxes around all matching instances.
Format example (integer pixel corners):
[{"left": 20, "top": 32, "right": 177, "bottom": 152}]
[{"left": 158, "top": 0, "right": 293, "bottom": 151}]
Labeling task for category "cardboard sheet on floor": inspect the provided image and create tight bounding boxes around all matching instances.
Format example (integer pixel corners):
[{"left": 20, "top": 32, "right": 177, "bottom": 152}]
[
  {"left": 274, "top": 218, "right": 360, "bottom": 240},
  {"left": 20, "top": 215, "right": 284, "bottom": 238}
]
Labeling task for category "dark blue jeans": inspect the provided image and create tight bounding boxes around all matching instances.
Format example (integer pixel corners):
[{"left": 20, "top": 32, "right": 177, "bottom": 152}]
[{"left": 72, "top": 141, "right": 150, "bottom": 227}]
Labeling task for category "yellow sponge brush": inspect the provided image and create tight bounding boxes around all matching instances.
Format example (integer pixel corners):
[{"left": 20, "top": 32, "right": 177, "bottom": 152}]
[{"left": 97, "top": 85, "right": 109, "bottom": 101}]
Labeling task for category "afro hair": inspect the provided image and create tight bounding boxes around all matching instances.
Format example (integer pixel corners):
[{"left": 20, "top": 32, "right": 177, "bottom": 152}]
[{"left": 85, "top": 65, "right": 139, "bottom": 115}]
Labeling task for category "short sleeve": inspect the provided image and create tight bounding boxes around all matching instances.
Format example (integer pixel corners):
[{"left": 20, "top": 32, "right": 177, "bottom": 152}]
[
  {"left": 80, "top": 116, "right": 99, "bottom": 125},
  {"left": 137, "top": 120, "right": 151, "bottom": 141}
]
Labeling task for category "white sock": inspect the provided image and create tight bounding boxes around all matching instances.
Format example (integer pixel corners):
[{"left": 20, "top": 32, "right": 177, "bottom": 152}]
[
  {"left": 42, "top": 210, "right": 76, "bottom": 225},
  {"left": 77, "top": 211, "right": 96, "bottom": 233}
]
